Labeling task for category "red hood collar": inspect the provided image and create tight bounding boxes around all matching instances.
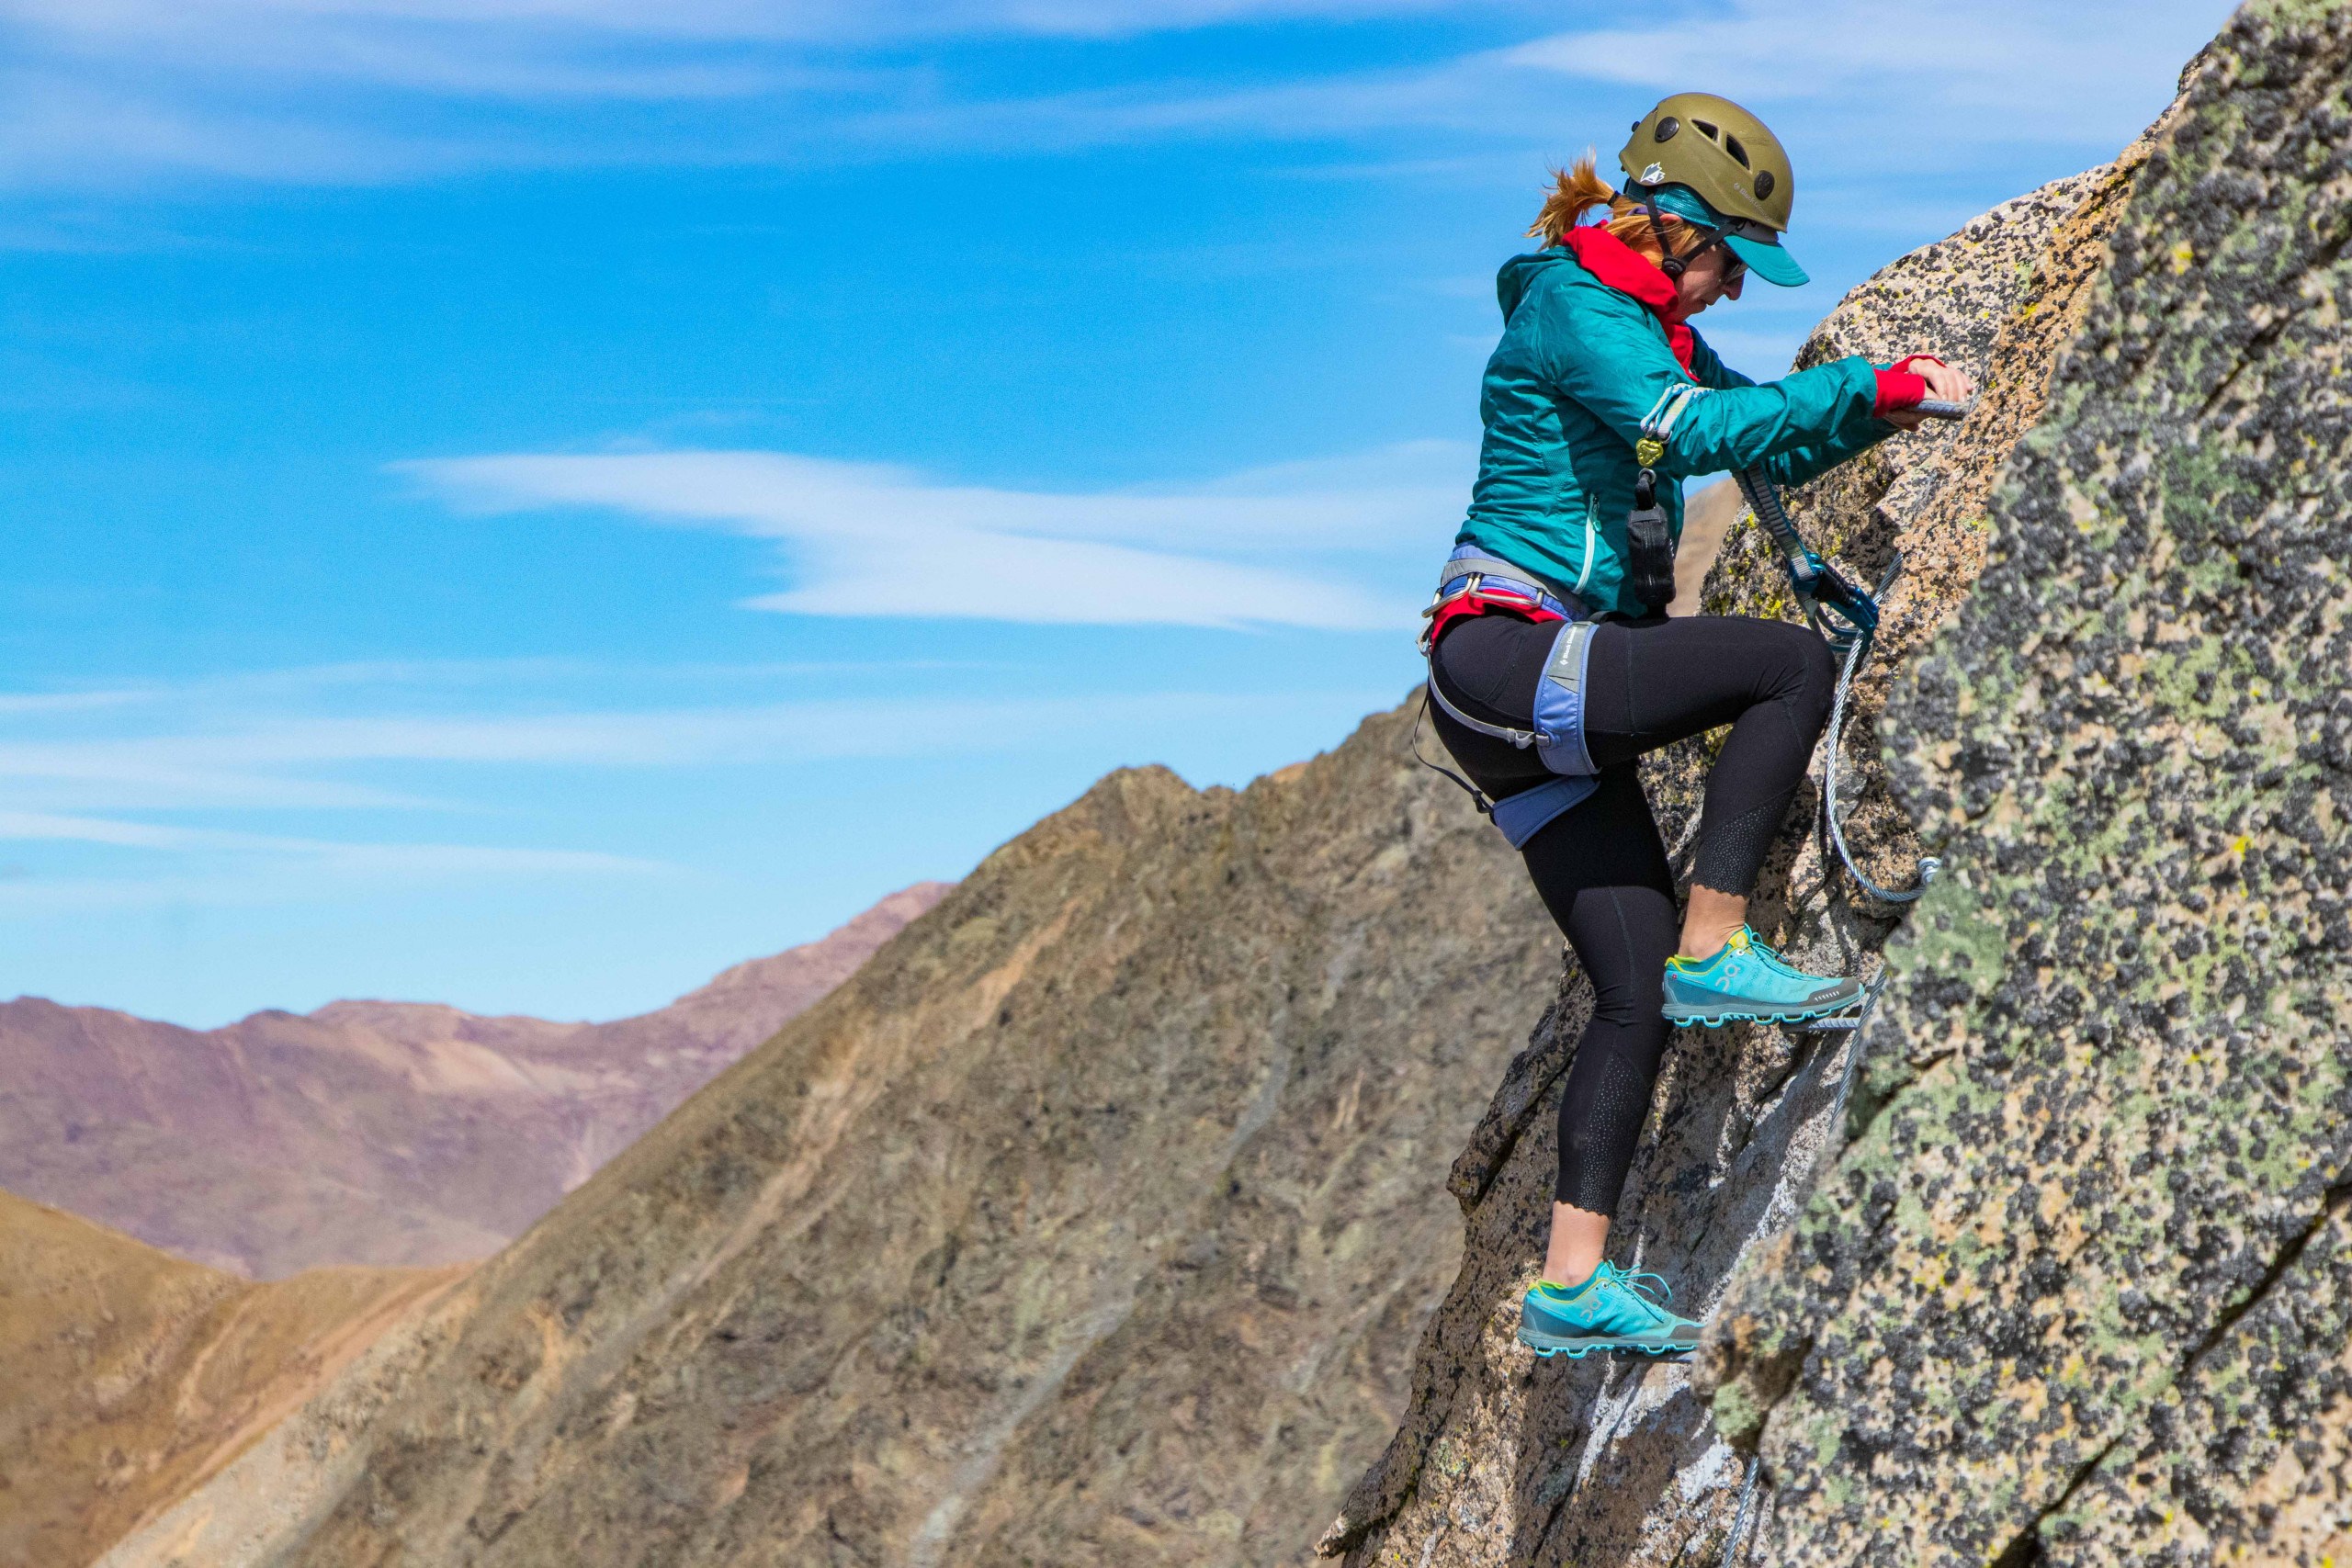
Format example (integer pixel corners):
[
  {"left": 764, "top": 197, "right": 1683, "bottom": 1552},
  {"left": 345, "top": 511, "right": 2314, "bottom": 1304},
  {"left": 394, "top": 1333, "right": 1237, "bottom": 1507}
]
[{"left": 1560, "top": 224, "right": 1695, "bottom": 372}]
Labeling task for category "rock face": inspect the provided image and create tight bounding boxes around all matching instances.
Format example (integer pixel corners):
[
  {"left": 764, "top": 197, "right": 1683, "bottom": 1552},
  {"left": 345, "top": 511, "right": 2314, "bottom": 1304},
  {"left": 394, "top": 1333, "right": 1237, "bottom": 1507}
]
[
  {"left": 100, "top": 727, "right": 1561, "bottom": 1568},
  {"left": 1329, "top": 7, "right": 2352, "bottom": 1566},
  {"left": 0, "top": 883, "right": 948, "bottom": 1278},
  {"left": 1708, "top": 6, "right": 2352, "bottom": 1562},
  {"left": 0, "top": 1189, "right": 462, "bottom": 1568}
]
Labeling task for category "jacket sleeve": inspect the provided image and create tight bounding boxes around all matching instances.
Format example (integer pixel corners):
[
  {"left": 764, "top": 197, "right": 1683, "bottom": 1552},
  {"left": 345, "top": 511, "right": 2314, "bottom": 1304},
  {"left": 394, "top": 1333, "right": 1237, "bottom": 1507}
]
[
  {"left": 1688, "top": 328, "right": 1898, "bottom": 485},
  {"left": 1531, "top": 280, "right": 1892, "bottom": 480},
  {"left": 1686, "top": 332, "right": 1754, "bottom": 391}
]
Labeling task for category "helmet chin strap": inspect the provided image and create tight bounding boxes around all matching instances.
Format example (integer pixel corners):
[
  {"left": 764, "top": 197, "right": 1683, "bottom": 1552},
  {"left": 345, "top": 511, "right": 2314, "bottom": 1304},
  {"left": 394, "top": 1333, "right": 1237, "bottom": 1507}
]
[{"left": 1637, "top": 195, "right": 1726, "bottom": 281}]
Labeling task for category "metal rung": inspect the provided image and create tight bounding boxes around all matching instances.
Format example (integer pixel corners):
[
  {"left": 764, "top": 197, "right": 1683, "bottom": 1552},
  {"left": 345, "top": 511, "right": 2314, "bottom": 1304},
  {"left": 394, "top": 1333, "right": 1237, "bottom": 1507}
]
[{"left": 1791, "top": 976, "right": 1887, "bottom": 1032}]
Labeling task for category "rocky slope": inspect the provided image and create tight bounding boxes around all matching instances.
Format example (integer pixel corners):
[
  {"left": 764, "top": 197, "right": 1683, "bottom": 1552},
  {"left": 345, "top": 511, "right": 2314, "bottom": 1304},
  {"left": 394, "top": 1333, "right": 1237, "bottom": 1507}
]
[
  {"left": 0, "top": 1189, "right": 462, "bottom": 1568},
  {"left": 1328, "top": 6, "right": 2352, "bottom": 1565},
  {"left": 99, "top": 721, "right": 1561, "bottom": 1568},
  {"left": 0, "top": 883, "right": 947, "bottom": 1279}
]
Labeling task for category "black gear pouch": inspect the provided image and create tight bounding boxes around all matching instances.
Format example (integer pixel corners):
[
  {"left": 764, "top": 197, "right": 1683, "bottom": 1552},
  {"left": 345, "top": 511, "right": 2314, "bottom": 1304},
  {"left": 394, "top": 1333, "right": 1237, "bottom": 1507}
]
[{"left": 1626, "top": 468, "right": 1678, "bottom": 615}]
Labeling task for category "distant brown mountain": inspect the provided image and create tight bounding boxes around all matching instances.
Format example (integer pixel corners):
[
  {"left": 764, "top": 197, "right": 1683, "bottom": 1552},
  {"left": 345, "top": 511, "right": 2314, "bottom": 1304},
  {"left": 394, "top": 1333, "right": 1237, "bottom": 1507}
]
[
  {"left": 0, "top": 882, "right": 951, "bottom": 1279},
  {"left": 0, "top": 1187, "right": 461, "bottom": 1568}
]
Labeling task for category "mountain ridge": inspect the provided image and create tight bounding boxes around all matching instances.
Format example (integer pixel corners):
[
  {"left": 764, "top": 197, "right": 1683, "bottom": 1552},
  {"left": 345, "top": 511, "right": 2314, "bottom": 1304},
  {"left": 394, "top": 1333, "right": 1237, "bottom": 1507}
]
[
  {"left": 0, "top": 881, "right": 950, "bottom": 1278},
  {"left": 49, "top": 6, "right": 2352, "bottom": 1565}
]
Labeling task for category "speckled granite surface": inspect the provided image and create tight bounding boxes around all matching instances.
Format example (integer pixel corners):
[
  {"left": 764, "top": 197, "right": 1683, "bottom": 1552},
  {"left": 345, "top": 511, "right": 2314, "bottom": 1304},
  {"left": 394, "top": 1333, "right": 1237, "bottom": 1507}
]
[{"left": 1706, "top": 4, "right": 2352, "bottom": 1562}]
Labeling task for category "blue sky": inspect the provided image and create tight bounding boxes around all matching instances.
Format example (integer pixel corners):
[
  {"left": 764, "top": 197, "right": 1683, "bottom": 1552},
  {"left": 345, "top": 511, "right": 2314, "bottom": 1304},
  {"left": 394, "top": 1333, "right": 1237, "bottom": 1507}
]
[{"left": 3, "top": 0, "right": 2235, "bottom": 1027}]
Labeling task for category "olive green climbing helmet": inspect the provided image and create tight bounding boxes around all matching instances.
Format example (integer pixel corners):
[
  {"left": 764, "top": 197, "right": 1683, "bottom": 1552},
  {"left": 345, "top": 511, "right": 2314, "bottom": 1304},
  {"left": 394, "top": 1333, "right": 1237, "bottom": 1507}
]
[{"left": 1618, "top": 92, "right": 1808, "bottom": 287}]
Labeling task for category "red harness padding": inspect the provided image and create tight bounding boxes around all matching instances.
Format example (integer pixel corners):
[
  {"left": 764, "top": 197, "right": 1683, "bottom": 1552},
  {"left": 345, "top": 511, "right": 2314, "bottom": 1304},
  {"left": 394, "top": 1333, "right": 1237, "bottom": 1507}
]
[{"left": 1425, "top": 590, "right": 1566, "bottom": 654}]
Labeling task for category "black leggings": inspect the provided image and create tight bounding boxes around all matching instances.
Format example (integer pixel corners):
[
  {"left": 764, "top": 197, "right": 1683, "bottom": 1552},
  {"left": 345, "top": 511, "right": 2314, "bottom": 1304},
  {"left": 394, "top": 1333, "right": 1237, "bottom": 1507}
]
[{"left": 1430, "top": 613, "right": 1835, "bottom": 1213}]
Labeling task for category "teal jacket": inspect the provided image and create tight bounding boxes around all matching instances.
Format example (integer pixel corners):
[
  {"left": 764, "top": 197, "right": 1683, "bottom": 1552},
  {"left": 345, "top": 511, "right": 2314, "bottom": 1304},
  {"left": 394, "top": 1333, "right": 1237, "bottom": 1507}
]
[{"left": 1457, "top": 247, "right": 1894, "bottom": 617}]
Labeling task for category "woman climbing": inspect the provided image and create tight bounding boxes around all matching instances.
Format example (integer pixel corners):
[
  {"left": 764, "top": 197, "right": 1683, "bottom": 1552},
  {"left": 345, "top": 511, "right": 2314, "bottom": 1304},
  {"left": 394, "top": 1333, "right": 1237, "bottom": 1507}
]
[{"left": 1421, "top": 94, "right": 1973, "bottom": 1359}]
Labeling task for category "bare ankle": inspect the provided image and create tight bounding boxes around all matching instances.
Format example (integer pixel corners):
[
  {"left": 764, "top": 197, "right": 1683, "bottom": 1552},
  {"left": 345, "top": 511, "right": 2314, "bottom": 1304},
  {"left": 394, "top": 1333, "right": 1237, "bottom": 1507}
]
[
  {"left": 1679, "top": 884, "right": 1747, "bottom": 960},
  {"left": 1544, "top": 1202, "right": 1610, "bottom": 1288}
]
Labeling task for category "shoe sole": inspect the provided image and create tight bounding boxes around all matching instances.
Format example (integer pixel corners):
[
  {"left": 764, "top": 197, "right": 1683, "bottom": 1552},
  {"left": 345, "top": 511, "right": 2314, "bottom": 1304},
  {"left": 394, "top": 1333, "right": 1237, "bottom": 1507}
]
[
  {"left": 1663, "top": 975, "right": 1883, "bottom": 1029},
  {"left": 1661, "top": 998, "right": 1860, "bottom": 1028},
  {"left": 1523, "top": 1335, "right": 1693, "bottom": 1363},
  {"left": 1518, "top": 1330, "right": 1693, "bottom": 1360}
]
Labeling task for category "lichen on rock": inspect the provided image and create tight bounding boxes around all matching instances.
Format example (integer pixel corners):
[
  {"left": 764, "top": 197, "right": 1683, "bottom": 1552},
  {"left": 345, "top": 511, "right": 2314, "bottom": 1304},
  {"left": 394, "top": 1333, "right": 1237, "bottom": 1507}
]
[{"left": 1707, "top": 6, "right": 2352, "bottom": 1562}]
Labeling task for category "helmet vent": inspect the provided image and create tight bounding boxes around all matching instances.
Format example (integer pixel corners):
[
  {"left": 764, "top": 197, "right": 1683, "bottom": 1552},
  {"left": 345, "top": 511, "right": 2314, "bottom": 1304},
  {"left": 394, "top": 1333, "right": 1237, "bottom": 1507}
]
[
  {"left": 1724, "top": 134, "right": 1751, "bottom": 168},
  {"left": 1691, "top": 118, "right": 1719, "bottom": 141}
]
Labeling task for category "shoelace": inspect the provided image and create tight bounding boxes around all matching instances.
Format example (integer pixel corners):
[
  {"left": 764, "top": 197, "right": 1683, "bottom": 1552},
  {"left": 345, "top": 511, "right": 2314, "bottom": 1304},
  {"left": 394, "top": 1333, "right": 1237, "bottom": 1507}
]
[
  {"left": 1598, "top": 1265, "right": 1678, "bottom": 1321},
  {"left": 1738, "top": 929, "right": 1821, "bottom": 984}
]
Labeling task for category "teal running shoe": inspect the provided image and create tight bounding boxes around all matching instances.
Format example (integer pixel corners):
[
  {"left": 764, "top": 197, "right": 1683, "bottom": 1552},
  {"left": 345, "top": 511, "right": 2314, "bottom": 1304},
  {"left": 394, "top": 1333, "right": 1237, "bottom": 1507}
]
[
  {"left": 1660, "top": 926, "right": 1863, "bottom": 1027},
  {"left": 1517, "top": 1263, "right": 1702, "bottom": 1359}
]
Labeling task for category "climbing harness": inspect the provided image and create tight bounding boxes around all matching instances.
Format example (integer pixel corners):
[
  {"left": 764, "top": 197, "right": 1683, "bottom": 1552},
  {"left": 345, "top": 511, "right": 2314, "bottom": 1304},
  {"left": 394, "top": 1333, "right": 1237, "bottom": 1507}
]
[
  {"left": 1412, "top": 401, "right": 1970, "bottom": 904},
  {"left": 1409, "top": 380, "right": 1707, "bottom": 831},
  {"left": 1731, "top": 462, "right": 1945, "bottom": 907},
  {"left": 1412, "top": 549, "right": 1603, "bottom": 849}
]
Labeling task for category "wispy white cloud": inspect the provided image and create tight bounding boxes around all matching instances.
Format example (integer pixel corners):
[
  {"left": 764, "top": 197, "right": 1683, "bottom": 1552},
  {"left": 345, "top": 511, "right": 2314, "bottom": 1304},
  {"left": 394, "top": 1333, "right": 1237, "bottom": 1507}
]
[
  {"left": 0, "top": 0, "right": 2232, "bottom": 188},
  {"left": 0, "top": 678, "right": 1399, "bottom": 910},
  {"left": 781, "top": 0, "right": 2223, "bottom": 164},
  {"left": 0, "top": 806, "right": 665, "bottom": 916},
  {"left": 1503, "top": 0, "right": 2212, "bottom": 146},
  {"left": 0, "top": 0, "right": 1491, "bottom": 187},
  {"left": 4, "top": 0, "right": 1475, "bottom": 54},
  {"left": 0, "top": 678, "right": 1400, "bottom": 812},
  {"left": 0, "top": 690, "right": 1379, "bottom": 785},
  {"left": 402, "top": 443, "right": 1464, "bottom": 629},
  {"left": 0, "top": 686, "right": 162, "bottom": 716},
  {"left": 0, "top": 807, "right": 656, "bottom": 868}
]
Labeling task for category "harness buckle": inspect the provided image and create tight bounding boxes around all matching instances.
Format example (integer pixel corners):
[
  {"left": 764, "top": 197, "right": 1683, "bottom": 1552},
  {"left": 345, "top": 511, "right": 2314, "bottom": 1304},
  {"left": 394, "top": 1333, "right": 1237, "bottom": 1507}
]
[{"left": 1419, "top": 573, "right": 1486, "bottom": 654}]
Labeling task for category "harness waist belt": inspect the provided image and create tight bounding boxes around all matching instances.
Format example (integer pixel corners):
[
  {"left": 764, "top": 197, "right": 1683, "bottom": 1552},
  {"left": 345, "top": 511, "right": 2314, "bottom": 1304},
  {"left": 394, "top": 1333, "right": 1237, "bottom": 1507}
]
[
  {"left": 1437, "top": 570, "right": 1573, "bottom": 617},
  {"left": 1432, "top": 549, "right": 1581, "bottom": 616}
]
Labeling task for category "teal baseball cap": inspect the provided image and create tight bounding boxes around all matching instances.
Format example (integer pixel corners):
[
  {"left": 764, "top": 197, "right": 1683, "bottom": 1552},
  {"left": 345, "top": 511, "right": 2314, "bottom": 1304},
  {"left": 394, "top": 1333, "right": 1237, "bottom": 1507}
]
[{"left": 1638, "top": 183, "right": 1809, "bottom": 288}]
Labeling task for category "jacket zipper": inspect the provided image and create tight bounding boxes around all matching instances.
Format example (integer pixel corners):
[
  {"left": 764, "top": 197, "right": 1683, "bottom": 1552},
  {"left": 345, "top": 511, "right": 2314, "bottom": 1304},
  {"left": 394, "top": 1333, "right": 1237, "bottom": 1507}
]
[{"left": 1572, "top": 495, "right": 1598, "bottom": 596}]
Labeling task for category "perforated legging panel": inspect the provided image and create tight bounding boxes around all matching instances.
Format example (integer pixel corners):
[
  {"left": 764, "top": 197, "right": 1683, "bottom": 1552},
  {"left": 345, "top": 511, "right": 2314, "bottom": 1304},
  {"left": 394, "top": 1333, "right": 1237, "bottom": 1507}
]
[
  {"left": 1429, "top": 610, "right": 1838, "bottom": 1210},
  {"left": 1690, "top": 790, "right": 1801, "bottom": 897}
]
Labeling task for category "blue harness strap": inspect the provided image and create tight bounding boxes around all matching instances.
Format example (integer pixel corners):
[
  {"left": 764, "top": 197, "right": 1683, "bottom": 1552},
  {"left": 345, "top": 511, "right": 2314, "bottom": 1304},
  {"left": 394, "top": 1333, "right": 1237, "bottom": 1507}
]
[
  {"left": 1487, "top": 774, "right": 1599, "bottom": 849},
  {"left": 1532, "top": 618, "right": 1599, "bottom": 777}
]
